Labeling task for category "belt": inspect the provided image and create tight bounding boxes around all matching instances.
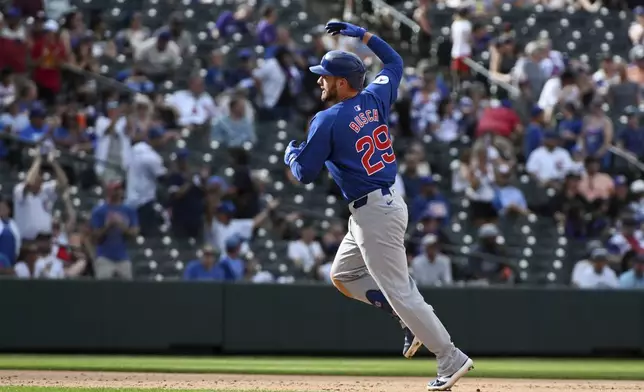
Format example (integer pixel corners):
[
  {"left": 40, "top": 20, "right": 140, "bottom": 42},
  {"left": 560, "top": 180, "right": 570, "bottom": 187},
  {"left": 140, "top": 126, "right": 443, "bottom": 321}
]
[{"left": 352, "top": 187, "right": 391, "bottom": 209}]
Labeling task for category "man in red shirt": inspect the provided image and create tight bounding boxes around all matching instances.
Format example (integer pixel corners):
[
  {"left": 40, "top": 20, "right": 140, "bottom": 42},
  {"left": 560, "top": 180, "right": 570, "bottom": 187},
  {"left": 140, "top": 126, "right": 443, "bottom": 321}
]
[
  {"left": 475, "top": 100, "right": 523, "bottom": 159},
  {"left": 31, "top": 20, "right": 67, "bottom": 105}
]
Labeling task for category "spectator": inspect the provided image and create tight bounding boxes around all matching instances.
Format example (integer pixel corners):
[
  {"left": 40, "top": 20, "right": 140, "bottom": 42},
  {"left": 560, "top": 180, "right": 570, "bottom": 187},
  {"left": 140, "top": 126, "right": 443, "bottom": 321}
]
[
  {"left": 225, "top": 49, "right": 255, "bottom": 90},
  {"left": 216, "top": 4, "right": 252, "bottom": 39},
  {"left": 167, "top": 149, "right": 208, "bottom": 239},
  {"left": 0, "top": 8, "right": 28, "bottom": 75},
  {"left": 607, "top": 176, "right": 631, "bottom": 221},
  {"left": 165, "top": 74, "right": 218, "bottom": 128},
  {"left": 13, "top": 243, "right": 39, "bottom": 278},
  {"left": 410, "top": 176, "right": 449, "bottom": 225},
  {"left": 607, "top": 214, "right": 644, "bottom": 260},
  {"left": 514, "top": 42, "right": 548, "bottom": 102},
  {"left": 466, "top": 146, "right": 498, "bottom": 224},
  {"left": 0, "top": 8, "right": 26, "bottom": 42},
  {"left": 539, "top": 70, "right": 579, "bottom": 123},
  {"left": 123, "top": 67, "right": 155, "bottom": 94},
  {"left": 183, "top": 244, "right": 222, "bottom": 281},
  {"left": 134, "top": 30, "right": 181, "bottom": 81},
  {"left": 264, "top": 26, "right": 300, "bottom": 59},
  {"left": 608, "top": 64, "right": 641, "bottom": 117},
  {"left": 115, "top": 12, "right": 150, "bottom": 55},
  {"left": 256, "top": 5, "right": 278, "bottom": 47},
  {"left": 321, "top": 222, "right": 345, "bottom": 258},
  {"left": 13, "top": 153, "right": 68, "bottom": 241},
  {"left": 0, "top": 196, "right": 20, "bottom": 266},
  {"left": 411, "top": 71, "right": 444, "bottom": 135},
  {"left": 59, "top": 10, "right": 86, "bottom": 54},
  {"left": 409, "top": 207, "right": 452, "bottom": 257},
  {"left": 627, "top": 45, "right": 644, "bottom": 85},
  {"left": 87, "top": 12, "right": 117, "bottom": 58},
  {"left": 218, "top": 235, "right": 247, "bottom": 281},
  {"left": 475, "top": 100, "right": 521, "bottom": 156},
  {"left": 526, "top": 132, "right": 573, "bottom": 187},
  {"left": 125, "top": 127, "right": 168, "bottom": 236},
  {"left": 550, "top": 171, "right": 589, "bottom": 238},
  {"left": 94, "top": 100, "right": 131, "bottom": 184},
  {"left": 450, "top": 7, "right": 472, "bottom": 89},
  {"left": 206, "top": 199, "right": 278, "bottom": 256},
  {"left": 489, "top": 35, "right": 517, "bottom": 86},
  {"left": 619, "top": 253, "right": 644, "bottom": 289},
  {"left": 33, "top": 233, "right": 87, "bottom": 279},
  {"left": 53, "top": 110, "right": 93, "bottom": 153},
  {"left": 17, "top": 105, "right": 51, "bottom": 143},
  {"left": 288, "top": 224, "right": 325, "bottom": 276},
  {"left": 451, "top": 148, "right": 472, "bottom": 193},
  {"left": 0, "top": 251, "right": 12, "bottom": 274},
  {"left": 204, "top": 50, "right": 227, "bottom": 94},
  {"left": 229, "top": 149, "right": 261, "bottom": 219},
  {"left": 253, "top": 46, "right": 300, "bottom": 121},
  {"left": 523, "top": 106, "right": 546, "bottom": 158},
  {"left": 577, "top": 156, "right": 614, "bottom": 204},
  {"left": 592, "top": 54, "right": 619, "bottom": 96},
  {"left": 557, "top": 103, "right": 583, "bottom": 153},
  {"left": 72, "top": 36, "right": 99, "bottom": 74},
  {"left": 154, "top": 12, "right": 193, "bottom": 55},
  {"left": 211, "top": 96, "right": 256, "bottom": 148},
  {"left": 31, "top": 20, "right": 68, "bottom": 106},
  {"left": 1, "top": 99, "right": 26, "bottom": 133},
  {"left": 410, "top": 234, "right": 452, "bottom": 287},
  {"left": 400, "top": 149, "right": 425, "bottom": 199},
  {"left": 429, "top": 97, "right": 463, "bottom": 142},
  {"left": 574, "top": 248, "right": 619, "bottom": 289},
  {"left": 128, "top": 94, "right": 155, "bottom": 139},
  {"left": 617, "top": 107, "right": 644, "bottom": 162},
  {"left": 571, "top": 240, "right": 603, "bottom": 287},
  {"left": 493, "top": 164, "right": 529, "bottom": 217},
  {"left": 539, "top": 39, "right": 565, "bottom": 79},
  {"left": 628, "top": 6, "right": 644, "bottom": 46},
  {"left": 90, "top": 181, "right": 139, "bottom": 280},
  {"left": 466, "top": 223, "right": 513, "bottom": 284},
  {"left": 579, "top": 99, "right": 613, "bottom": 170},
  {"left": 629, "top": 180, "right": 644, "bottom": 221},
  {"left": 0, "top": 67, "right": 16, "bottom": 108}
]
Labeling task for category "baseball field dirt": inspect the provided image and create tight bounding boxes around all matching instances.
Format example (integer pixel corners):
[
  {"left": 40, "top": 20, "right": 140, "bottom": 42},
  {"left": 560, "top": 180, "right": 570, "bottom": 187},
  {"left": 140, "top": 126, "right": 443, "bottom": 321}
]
[{"left": 1, "top": 370, "right": 644, "bottom": 392}]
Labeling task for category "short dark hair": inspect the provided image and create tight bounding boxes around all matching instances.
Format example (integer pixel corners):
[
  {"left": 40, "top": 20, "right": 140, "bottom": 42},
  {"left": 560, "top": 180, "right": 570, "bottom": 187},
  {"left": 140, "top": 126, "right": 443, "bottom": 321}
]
[
  {"left": 560, "top": 70, "right": 576, "bottom": 84},
  {"left": 261, "top": 5, "right": 275, "bottom": 18},
  {"left": 229, "top": 96, "right": 244, "bottom": 111}
]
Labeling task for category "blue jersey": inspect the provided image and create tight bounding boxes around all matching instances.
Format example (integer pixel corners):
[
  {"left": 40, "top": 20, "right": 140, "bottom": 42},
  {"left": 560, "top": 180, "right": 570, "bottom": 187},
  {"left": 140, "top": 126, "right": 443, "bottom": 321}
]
[{"left": 288, "top": 35, "right": 404, "bottom": 201}]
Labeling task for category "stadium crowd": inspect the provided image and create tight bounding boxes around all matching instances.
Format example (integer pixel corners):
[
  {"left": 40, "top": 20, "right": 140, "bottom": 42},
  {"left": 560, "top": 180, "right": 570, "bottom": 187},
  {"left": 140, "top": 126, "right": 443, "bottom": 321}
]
[{"left": 0, "top": 0, "right": 642, "bottom": 289}]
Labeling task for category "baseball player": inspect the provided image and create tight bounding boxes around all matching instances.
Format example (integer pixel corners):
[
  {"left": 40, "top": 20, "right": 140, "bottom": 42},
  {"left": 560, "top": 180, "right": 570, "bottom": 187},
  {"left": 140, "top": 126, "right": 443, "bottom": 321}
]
[{"left": 284, "top": 21, "right": 473, "bottom": 391}]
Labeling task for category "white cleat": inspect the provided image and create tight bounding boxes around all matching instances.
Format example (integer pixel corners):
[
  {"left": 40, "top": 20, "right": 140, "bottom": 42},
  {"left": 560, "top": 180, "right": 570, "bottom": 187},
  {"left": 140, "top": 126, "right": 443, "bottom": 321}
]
[{"left": 427, "top": 358, "right": 474, "bottom": 391}]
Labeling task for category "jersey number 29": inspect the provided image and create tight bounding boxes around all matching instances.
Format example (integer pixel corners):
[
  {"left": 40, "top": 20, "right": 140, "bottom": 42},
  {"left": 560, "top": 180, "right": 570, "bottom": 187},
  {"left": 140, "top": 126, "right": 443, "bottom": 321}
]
[{"left": 355, "top": 125, "right": 396, "bottom": 176}]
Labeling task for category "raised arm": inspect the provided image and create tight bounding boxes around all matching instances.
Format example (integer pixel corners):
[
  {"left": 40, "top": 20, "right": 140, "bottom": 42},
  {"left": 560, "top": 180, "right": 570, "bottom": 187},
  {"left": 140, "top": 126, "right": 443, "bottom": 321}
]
[{"left": 325, "top": 22, "right": 403, "bottom": 106}]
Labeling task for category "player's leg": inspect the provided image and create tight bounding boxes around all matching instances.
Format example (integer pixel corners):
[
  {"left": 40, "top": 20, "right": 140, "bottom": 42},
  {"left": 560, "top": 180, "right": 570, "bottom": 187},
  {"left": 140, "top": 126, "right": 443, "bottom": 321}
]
[
  {"left": 330, "top": 216, "right": 422, "bottom": 358},
  {"left": 351, "top": 193, "right": 472, "bottom": 388}
]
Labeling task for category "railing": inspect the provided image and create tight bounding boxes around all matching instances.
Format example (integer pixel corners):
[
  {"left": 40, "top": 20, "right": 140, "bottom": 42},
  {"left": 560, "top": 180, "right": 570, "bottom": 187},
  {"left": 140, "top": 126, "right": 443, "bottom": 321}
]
[
  {"left": 608, "top": 145, "right": 644, "bottom": 172},
  {"left": 354, "top": 0, "right": 421, "bottom": 54},
  {"left": 463, "top": 57, "right": 521, "bottom": 98}
]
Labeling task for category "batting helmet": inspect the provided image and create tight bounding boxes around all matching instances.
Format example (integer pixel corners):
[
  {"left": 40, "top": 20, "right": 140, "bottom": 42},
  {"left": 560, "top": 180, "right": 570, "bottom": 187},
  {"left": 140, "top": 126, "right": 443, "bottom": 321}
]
[{"left": 309, "top": 50, "right": 366, "bottom": 90}]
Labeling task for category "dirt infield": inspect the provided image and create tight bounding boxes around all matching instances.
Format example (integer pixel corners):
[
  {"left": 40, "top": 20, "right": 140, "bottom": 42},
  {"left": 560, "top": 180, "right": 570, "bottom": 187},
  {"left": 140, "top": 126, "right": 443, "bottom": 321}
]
[{"left": 1, "top": 370, "right": 644, "bottom": 391}]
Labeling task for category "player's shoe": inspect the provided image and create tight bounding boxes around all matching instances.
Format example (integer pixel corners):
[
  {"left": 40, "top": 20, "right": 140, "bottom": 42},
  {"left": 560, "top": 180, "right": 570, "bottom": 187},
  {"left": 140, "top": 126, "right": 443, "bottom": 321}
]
[
  {"left": 402, "top": 327, "right": 422, "bottom": 358},
  {"left": 427, "top": 358, "right": 474, "bottom": 391}
]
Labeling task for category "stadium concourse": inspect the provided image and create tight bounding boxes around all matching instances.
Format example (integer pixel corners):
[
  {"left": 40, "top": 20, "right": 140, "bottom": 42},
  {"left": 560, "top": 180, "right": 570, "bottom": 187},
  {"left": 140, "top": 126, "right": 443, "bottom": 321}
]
[{"left": 0, "top": 0, "right": 642, "bottom": 290}]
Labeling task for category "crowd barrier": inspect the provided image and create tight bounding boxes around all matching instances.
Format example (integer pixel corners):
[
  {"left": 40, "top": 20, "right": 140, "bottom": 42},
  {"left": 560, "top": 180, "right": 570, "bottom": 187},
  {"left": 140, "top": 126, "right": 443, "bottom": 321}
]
[{"left": 3, "top": 280, "right": 643, "bottom": 356}]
